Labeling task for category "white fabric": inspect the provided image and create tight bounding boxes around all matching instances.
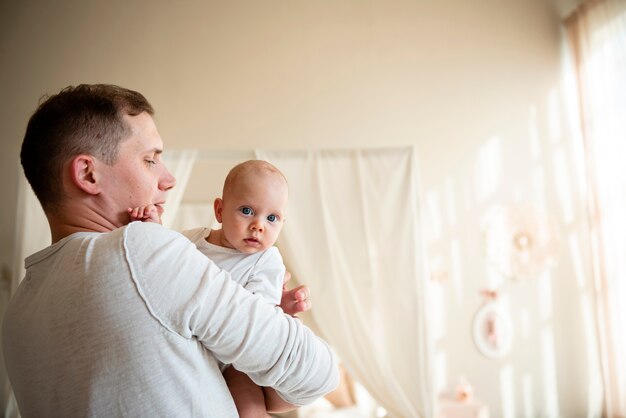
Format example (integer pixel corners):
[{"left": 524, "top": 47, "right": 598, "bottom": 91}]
[
  {"left": 161, "top": 149, "right": 198, "bottom": 228},
  {"left": 255, "top": 148, "right": 434, "bottom": 418},
  {"left": 565, "top": 2, "right": 626, "bottom": 415},
  {"left": 182, "top": 227, "right": 285, "bottom": 305},
  {"left": 11, "top": 171, "right": 50, "bottom": 294},
  {"left": 170, "top": 203, "right": 217, "bottom": 232},
  {"left": 2, "top": 222, "right": 338, "bottom": 417}
]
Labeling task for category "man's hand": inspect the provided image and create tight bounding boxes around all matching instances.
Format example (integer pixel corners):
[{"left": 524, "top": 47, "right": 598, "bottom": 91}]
[
  {"left": 128, "top": 204, "right": 161, "bottom": 224},
  {"left": 279, "top": 270, "right": 311, "bottom": 317}
]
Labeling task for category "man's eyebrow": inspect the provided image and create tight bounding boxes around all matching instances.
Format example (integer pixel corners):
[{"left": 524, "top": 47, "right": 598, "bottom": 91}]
[{"left": 146, "top": 148, "right": 163, "bottom": 154}]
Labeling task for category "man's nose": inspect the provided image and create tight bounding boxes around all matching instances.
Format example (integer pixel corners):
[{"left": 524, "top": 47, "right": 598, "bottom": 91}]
[{"left": 159, "top": 166, "right": 177, "bottom": 191}]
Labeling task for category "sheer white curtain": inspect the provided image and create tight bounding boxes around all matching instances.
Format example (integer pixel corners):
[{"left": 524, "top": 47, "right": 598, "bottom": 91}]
[
  {"left": 11, "top": 172, "right": 50, "bottom": 294},
  {"left": 168, "top": 151, "right": 254, "bottom": 232},
  {"left": 161, "top": 150, "right": 198, "bottom": 228},
  {"left": 256, "top": 148, "right": 434, "bottom": 418},
  {"left": 565, "top": 1, "right": 626, "bottom": 416}
]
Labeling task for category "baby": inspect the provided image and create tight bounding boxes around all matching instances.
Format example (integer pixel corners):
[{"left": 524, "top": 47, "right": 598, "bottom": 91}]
[
  {"left": 182, "top": 159, "right": 288, "bottom": 308},
  {"left": 130, "top": 159, "right": 293, "bottom": 416}
]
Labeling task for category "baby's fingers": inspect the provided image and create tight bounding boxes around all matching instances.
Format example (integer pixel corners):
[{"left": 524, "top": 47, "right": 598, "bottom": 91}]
[
  {"left": 128, "top": 206, "right": 148, "bottom": 220},
  {"left": 128, "top": 207, "right": 140, "bottom": 220}
]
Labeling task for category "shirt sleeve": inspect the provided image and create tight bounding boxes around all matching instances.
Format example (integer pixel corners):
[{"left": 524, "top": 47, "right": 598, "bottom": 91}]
[
  {"left": 123, "top": 222, "right": 338, "bottom": 406},
  {"left": 244, "top": 247, "right": 285, "bottom": 306}
]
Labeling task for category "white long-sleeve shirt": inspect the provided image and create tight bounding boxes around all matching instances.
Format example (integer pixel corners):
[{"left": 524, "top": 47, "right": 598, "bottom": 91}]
[
  {"left": 182, "top": 226, "right": 284, "bottom": 305},
  {"left": 2, "top": 222, "right": 338, "bottom": 417}
]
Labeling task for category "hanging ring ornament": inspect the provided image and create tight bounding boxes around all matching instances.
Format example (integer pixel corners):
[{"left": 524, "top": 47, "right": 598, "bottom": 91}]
[{"left": 472, "top": 302, "right": 513, "bottom": 359}]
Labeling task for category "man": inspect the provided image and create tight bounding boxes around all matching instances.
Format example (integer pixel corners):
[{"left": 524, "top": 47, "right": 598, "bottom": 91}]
[{"left": 3, "top": 84, "right": 338, "bottom": 417}]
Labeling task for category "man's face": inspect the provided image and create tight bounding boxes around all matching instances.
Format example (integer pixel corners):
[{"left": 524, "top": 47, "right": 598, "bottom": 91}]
[
  {"left": 216, "top": 173, "right": 288, "bottom": 254},
  {"left": 97, "top": 112, "right": 176, "bottom": 227}
]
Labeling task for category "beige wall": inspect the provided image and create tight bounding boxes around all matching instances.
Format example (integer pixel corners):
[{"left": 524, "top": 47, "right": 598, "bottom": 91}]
[
  {"left": 0, "top": 0, "right": 561, "bottom": 270},
  {"left": 1, "top": 1, "right": 598, "bottom": 416}
]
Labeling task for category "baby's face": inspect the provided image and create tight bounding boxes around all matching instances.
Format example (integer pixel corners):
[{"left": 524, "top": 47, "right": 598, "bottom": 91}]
[{"left": 217, "top": 173, "right": 288, "bottom": 254}]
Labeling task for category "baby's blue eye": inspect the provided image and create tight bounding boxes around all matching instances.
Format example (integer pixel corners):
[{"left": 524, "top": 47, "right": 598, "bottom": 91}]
[
  {"left": 267, "top": 214, "right": 277, "bottom": 222},
  {"left": 241, "top": 207, "right": 253, "bottom": 215}
]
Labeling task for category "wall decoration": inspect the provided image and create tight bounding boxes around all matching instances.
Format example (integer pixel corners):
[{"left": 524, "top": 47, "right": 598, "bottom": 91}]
[
  {"left": 472, "top": 290, "right": 512, "bottom": 359},
  {"left": 483, "top": 204, "right": 559, "bottom": 280}
]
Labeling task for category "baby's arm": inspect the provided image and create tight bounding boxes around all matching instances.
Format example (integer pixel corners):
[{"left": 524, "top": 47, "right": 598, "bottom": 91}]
[
  {"left": 225, "top": 270, "right": 308, "bottom": 415},
  {"left": 225, "top": 248, "right": 298, "bottom": 415},
  {"left": 128, "top": 204, "right": 161, "bottom": 224},
  {"left": 263, "top": 273, "right": 313, "bottom": 413},
  {"left": 243, "top": 247, "right": 285, "bottom": 306}
]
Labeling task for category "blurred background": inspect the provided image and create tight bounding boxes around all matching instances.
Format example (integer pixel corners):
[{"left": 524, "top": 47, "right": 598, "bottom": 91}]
[{"left": 2, "top": 1, "right": 625, "bottom": 417}]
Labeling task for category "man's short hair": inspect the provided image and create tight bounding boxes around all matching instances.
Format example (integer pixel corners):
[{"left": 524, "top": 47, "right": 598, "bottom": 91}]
[{"left": 20, "top": 84, "right": 154, "bottom": 212}]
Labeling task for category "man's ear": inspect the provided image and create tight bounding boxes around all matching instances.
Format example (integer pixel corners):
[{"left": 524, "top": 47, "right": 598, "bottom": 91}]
[
  {"left": 214, "top": 198, "right": 224, "bottom": 223},
  {"left": 70, "top": 155, "right": 100, "bottom": 195}
]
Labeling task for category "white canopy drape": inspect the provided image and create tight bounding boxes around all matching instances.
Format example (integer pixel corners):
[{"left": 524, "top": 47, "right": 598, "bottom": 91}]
[
  {"left": 256, "top": 148, "right": 434, "bottom": 418},
  {"left": 161, "top": 150, "right": 198, "bottom": 228},
  {"left": 173, "top": 147, "right": 435, "bottom": 417}
]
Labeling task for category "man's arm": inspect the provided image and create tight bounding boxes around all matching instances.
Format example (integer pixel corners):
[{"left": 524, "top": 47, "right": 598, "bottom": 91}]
[
  {"left": 233, "top": 250, "right": 312, "bottom": 413},
  {"left": 125, "top": 222, "right": 339, "bottom": 406},
  {"left": 262, "top": 277, "right": 312, "bottom": 413}
]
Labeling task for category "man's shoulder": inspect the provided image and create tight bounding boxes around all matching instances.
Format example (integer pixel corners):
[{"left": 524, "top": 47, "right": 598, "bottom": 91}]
[
  {"left": 125, "top": 221, "right": 182, "bottom": 237},
  {"left": 123, "top": 222, "right": 191, "bottom": 254}
]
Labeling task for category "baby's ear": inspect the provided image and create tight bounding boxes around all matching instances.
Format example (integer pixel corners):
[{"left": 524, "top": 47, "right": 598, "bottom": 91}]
[{"left": 213, "top": 198, "right": 224, "bottom": 223}]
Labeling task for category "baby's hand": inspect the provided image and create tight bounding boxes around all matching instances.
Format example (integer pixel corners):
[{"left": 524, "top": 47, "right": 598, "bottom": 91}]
[{"left": 128, "top": 204, "right": 161, "bottom": 224}]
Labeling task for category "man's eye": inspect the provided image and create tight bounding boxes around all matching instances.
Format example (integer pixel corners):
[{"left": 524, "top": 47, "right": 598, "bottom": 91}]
[
  {"left": 145, "top": 159, "right": 156, "bottom": 166},
  {"left": 241, "top": 207, "right": 253, "bottom": 215},
  {"left": 267, "top": 214, "right": 277, "bottom": 222}
]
